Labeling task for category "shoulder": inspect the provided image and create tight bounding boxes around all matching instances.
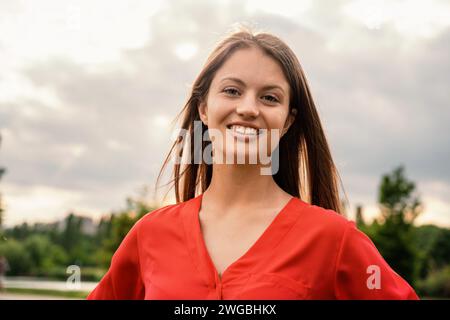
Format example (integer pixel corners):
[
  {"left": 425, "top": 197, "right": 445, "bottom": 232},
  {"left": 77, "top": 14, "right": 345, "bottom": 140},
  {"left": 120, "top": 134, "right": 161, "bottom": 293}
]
[
  {"left": 130, "top": 197, "right": 198, "bottom": 238},
  {"left": 134, "top": 201, "right": 185, "bottom": 230},
  {"left": 291, "top": 198, "right": 353, "bottom": 241}
]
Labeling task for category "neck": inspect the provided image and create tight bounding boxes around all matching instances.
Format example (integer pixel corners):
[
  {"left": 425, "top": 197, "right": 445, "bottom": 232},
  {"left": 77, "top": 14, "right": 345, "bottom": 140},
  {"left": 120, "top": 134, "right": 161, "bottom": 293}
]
[{"left": 201, "top": 163, "right": 289, "bottom": 214}]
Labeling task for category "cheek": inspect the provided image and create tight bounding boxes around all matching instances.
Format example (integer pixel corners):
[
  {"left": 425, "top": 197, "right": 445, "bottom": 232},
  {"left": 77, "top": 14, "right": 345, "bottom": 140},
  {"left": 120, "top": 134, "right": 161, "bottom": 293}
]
[
  {"left": 206, "top": 97, "right": 234, "bottom": 127},
  {"left": 265, "top": 109, "right": 288, "bottom": 130},
  {"left": 263, "top": 110, "right": 289, "bottom": 150}
]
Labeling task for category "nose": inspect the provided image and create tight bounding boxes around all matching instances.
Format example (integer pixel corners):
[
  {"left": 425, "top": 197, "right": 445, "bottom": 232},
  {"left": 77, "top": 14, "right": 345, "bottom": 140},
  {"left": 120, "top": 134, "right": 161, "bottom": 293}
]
[{"left": 236, "top": 93, "right": 259, "bottom": 118}]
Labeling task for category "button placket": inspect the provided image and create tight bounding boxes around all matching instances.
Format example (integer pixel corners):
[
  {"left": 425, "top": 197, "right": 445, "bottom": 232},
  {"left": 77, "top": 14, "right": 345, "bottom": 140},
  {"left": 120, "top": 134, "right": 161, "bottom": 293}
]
[{"left": 216, "top": 277, "right": 223, "bottom": 299}]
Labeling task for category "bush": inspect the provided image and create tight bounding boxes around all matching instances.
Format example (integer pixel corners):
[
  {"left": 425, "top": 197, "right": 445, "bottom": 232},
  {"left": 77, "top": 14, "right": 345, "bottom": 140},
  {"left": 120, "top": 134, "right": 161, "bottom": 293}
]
[
  {"left": 416, "top": 265, "right": 450, "bottom": 298},
  {"left": 0, "top": 239, "right": 33, "bottom": 275}
]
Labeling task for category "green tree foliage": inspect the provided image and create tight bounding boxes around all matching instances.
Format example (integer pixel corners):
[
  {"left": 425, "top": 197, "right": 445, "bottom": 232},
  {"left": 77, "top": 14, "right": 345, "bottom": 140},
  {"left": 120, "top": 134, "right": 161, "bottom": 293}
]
[
  {"left": 362, "top": 165, "right": 423, "bottom": 285},
  {"left": 60, "top": 213, "right": 83, "bottom": 255},
  {"left": 6, "top": 222, "right": 31, "bottom": 241},
  {"left": 355, "top": 205, "right": 365, "bottom": 229},
  {"left": 0, "top": 186, "right": 160, "bottom": 279},
  {"left": 0, "top": 239, "right": 32, "bottom": 275},
  {"left": 0, "top": 132, "right": 6, "bottom": 233},
  {"left": 378, "top": 166, "right": 422, "bottom": 224},
  {"left": 428, "top": 228, "right": 450, "bottom": 269},
  {"left": 413, "top": 225, "right": 450, "bottom": 279},
  {"left": 97, "top": 189, "right": 159, "bottom": 268},
  {"left": 24, "top": 235, "right": 68, "bottom": 272},
  {"left": 417, "top": 265, "right": 450, "bottom": 298}
]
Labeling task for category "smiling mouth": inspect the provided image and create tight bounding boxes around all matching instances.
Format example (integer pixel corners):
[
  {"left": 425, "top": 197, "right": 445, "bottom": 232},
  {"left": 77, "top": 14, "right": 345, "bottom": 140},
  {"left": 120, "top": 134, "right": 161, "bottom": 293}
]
[{"left": 226, "top": 124, "right": 261, "bottom": 136}]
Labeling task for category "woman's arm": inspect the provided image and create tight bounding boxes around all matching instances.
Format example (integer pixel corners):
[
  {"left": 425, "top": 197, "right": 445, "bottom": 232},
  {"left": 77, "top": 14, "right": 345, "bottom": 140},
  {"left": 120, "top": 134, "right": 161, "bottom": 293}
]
[
  {"left": 87, "top": 220, "right": 145, "bottom": 300},
  {"left": 334, "top": 221, "right": 419, "bottom": 300}
]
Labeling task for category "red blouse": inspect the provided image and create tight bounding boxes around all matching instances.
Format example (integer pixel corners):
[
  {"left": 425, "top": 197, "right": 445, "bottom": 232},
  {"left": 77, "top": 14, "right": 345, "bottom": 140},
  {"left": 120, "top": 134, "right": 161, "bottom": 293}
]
[{"left": 87, "top": 193, "right": 419, "bottom": 300}]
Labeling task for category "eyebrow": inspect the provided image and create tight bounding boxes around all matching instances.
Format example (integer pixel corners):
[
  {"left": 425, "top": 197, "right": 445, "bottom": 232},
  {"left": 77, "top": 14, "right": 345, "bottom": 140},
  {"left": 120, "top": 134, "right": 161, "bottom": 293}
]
[{"left": 219, "top": 77, "right": 286, "bottom": 95}]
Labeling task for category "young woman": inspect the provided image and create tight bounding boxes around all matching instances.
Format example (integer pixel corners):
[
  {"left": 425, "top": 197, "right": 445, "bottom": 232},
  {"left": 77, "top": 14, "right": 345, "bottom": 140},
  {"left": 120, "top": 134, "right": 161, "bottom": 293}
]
[{"left": 87, "top": 27, "right": 419, "bottom": 300}]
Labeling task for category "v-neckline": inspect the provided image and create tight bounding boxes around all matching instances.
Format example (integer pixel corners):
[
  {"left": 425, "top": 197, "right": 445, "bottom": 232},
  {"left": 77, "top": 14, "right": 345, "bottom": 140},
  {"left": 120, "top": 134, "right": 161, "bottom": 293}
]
[{"left": 187, "top": 193, "right": 297, "bottom": 284}]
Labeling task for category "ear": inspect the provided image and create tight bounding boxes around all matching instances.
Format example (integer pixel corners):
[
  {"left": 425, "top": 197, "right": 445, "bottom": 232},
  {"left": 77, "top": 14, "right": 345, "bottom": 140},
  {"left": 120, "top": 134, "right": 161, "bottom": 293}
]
[
  {"left": 281, "top": 108, "right": 297, "bottom": 137},
  {"left": 198, "top": 100, "right": 208, "bottom": 126}
]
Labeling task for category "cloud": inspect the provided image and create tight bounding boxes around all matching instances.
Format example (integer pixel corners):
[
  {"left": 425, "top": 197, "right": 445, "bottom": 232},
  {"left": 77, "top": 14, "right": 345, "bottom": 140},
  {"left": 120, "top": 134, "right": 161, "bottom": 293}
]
[{"left": 0, "top": 0, "right": 449, "bottom": 227}]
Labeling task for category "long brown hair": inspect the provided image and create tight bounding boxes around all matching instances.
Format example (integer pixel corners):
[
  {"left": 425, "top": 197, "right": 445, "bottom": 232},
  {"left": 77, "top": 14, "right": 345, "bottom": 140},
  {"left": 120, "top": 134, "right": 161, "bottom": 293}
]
[{"left": 155, "top": 26, "right": 347, "bottom": 214}]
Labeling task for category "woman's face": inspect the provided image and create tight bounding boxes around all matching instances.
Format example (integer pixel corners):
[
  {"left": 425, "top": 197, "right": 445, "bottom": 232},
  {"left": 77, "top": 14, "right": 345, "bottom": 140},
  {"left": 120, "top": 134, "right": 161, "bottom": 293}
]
[{"left": 198, "top": 46, "right": 296, "bottom": 165}]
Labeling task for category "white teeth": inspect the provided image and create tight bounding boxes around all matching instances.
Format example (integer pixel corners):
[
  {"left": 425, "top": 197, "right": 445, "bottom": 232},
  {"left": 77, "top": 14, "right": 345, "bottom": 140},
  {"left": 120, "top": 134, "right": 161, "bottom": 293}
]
[{"left": 230, "top": 125, "right": 258, "bottom": 135}]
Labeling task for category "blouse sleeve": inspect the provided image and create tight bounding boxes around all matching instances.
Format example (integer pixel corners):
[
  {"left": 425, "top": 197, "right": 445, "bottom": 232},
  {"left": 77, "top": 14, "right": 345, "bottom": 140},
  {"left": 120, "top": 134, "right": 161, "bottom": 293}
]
[
  {"left": 334, "top": 221, "right": 419, "bottom": 300},
  {"left": 87, "top": 220, "right": 145, "bottom": 300}
]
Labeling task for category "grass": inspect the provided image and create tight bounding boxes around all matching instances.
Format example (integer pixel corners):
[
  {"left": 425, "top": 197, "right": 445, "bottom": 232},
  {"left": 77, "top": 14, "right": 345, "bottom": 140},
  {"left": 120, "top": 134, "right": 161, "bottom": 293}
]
[{"left": 3, "top": 287, "right": 90, "bottom": 299}]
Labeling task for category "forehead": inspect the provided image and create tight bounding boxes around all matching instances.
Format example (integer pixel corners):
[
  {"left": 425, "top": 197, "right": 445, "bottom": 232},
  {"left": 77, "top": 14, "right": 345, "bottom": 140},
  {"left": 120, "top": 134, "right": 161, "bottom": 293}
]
[{"left": 212, "top": 46, "right": 290, "bottom": 92}]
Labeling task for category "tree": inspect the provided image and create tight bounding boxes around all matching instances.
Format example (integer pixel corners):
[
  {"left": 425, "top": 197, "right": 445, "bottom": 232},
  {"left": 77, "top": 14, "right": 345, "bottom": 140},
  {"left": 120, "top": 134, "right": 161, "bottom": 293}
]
[
  {"left": 0, "top": 239, "right": 32, "bottom": 275},
  {"left": 23, "top": 234, "right": 68, "bottom": 273},
  {"left": 355, "top": 204, "right": 365, "bottom": 229},
  {"left": 0, "top": 193, "right": 4, "bottom": 233},
  {"left": 371, "top": 165, "right": 423, "bottom": 285},
  {"left": 414, "top": 225, "right": 450, "bottom": 279},
  {"left": 379, "top": 166, "right": 422, "bottom": 224},
  {"left": 59, "top": 213, "right": 84, "bottom": 264},
  {"left": 96, "top": 185, "right": 159, "bottom": 268},
  {"left": 427, "top": 228, "right": 450, "bottom": 270},
  {"left": 0, "top": 132, "right": 6, "bottom": 232}
]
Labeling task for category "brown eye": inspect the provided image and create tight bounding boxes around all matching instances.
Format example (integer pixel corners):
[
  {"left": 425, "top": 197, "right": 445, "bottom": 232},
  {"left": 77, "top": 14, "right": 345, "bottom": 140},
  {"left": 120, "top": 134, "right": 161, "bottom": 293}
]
[
  {"left": 223, "top": 88, "right": 240, "bottom": 96},
  {"left": 262, "top": 95, "right": 279, "bottom": 103}
]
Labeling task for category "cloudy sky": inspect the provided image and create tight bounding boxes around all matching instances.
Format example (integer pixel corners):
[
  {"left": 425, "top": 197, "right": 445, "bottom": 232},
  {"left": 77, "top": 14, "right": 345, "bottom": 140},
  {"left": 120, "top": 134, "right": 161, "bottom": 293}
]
[{"left": 0, "top": 0, "right": 449, "bottom": 227}]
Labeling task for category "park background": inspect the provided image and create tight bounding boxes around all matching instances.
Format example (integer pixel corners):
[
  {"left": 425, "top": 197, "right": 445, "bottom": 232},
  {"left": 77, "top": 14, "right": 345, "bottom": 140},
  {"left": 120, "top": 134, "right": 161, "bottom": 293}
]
[{"left": 0, "top": 0, "right": 449, "bottom": 299}]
